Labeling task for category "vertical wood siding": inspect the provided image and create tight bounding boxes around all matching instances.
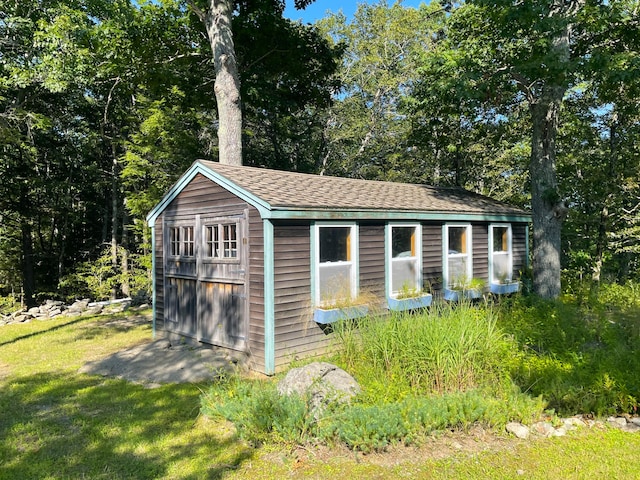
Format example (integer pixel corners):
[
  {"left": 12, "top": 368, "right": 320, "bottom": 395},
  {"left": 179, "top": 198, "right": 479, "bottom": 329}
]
[
  {"left": 472, "top": 224, "right": 489, "bottom": 282},
  {"left": 359, "top": 224, "right": 386, "bottom": 303},
  {"left": 422, "top": 222, "right": 443, "bottom": 293},
  {"left": 272, "top": 224, "right": 330, "bottom": 369}
]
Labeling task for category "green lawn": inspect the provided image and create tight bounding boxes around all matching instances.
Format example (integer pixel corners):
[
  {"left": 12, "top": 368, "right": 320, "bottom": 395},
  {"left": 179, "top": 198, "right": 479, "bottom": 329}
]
[{"left": 1, "top": 311, "right": 639, "bottom": 479}]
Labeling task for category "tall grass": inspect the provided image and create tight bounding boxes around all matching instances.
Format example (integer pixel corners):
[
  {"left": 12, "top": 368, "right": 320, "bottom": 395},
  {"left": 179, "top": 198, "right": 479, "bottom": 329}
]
[
  {"left": 201, "top": 303, "right": 552, "bottom": 452},
  {"left": 496, "top": 291, "right": 640, "bottom": 416},
  {"left": 333, "top": 302, "right": 512, "bottom": 400}
]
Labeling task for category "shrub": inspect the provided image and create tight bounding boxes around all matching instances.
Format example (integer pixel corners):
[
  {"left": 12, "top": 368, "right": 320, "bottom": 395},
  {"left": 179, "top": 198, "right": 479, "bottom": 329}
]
[
  {"left": 0, "top": 293, "right": 20, "bottom": 315},
  {"left": 319, "top": 388, "right": 544, "bottom": 453},
  {"left": 201, "top": 372, "right": 316, "bottom": 445},
  {"left": 59, "top": 246, "right": 150, "bottom": 302}
]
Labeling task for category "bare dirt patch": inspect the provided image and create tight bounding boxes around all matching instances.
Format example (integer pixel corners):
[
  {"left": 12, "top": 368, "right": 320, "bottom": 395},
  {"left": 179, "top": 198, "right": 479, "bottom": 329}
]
[{"left": 78, "top": 312, "right": 243, "bottom": 387}]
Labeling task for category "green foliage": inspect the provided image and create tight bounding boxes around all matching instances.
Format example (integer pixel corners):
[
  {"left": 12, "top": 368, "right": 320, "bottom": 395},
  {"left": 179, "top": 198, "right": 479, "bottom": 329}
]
[
  {"left": 201, "top": 372, "right": 543, "bottom": 453},
  {"left": 201, "top": 372, "right": 316, "bottom": 446},
  {"left": 497, "top": 291, "right": 640, "bottom": 416},
  {"left": 322, "top": 403, "right": 408, "bottom": 453},
  {"left": 0, "top": 294, "right": 20, "bottom": 315},
  {"left": 59, "top": 245, "right": 150, "bottom": 302},
  {"left": 333, "top": 303, "right": 511, "bottom": 399}
]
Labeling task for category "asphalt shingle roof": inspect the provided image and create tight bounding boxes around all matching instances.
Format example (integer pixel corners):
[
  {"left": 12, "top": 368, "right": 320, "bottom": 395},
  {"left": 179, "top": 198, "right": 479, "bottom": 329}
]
[{"left": 199, "top": 160, "right": 527, "bottom": 216}]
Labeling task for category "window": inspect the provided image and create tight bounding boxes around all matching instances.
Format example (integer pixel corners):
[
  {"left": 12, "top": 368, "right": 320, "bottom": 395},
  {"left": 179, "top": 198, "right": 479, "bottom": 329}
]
[
  {"left": 387, "top": 224, "right": 422, "bottom": 297},
  {"left": 489, "top": 224, "right": 512, "bottom": 283},
  {"left": 170, "top": 227, "right": 180, "bottom": 256},
  {"left": 169, "top": 226, "right": 194, "bottom": 257},
  {"left": 444, "top": 224, "right": 472, "bottom": 289},
  {"left": 204, "top": 223, "right": 238, "bottom": 259},
  {"left": 183, "top": 226, "right": 194, "bottom": 256},
  {"left": 314, "top": 223, "right": 357, "bottom": 306}
]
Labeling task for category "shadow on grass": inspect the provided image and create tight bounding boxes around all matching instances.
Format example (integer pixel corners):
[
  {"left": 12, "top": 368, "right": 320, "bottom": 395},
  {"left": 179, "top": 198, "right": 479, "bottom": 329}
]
[
  {"left": 0, "top": 317, "right": 88, "bottom": 348},
  {"left": 0, "top": 372, "right": 253, "bottom": 479}
]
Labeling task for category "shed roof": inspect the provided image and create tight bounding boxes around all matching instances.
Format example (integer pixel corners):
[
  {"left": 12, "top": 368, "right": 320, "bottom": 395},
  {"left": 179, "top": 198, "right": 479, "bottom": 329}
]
[{"left": 147, "top": 160, "right": 530, "bottom": 224}]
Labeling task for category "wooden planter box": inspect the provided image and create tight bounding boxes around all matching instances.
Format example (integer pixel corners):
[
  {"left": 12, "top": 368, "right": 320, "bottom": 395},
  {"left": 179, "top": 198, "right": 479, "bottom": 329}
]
[
  {"left": 387, "top": 294, "right": 433, "bottom": 311},
  {"left": 313, "top": 305, "right": 369, "bottom": 324},
  {"left": 443, "top": 288, "right": 483, "bottom": 302},
  {"left": 490, "top": 282, "right": 520, "bottom": 295}
]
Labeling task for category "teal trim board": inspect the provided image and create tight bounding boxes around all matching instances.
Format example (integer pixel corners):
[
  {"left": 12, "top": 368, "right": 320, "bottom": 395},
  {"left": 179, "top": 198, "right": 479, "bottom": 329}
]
[
  {"left": 151, "top": 225, "right": 156, "bottom": 339},
  {"left": 309, "top": 222, "right": 316, "bottom": 307},
  {"left": 146, "top": 161, "right": 272, "bottom": 227},
  {"left": 266, "top": 209, "right": 531, "bottom": 223},
  {"left": 525, "top": 225, "right": 530, "bottom": 269},
  {"left": 263, "top": 219, "right": 275, "bottom": 375}
]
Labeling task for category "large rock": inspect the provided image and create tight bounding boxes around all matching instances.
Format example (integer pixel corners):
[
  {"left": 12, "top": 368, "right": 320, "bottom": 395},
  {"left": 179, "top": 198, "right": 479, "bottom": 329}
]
[
  {"left": 277, "top": 362, "right": 360, "bottom": 416},
  {"left": 506, "top": 422, "right": 530, "bottom": 439}
]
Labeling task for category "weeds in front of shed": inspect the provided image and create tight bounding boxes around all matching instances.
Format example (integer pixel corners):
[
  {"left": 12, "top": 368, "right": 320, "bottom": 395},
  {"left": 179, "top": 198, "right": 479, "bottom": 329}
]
[
  {"left": 201, "top": 373, "right": 316, "bottom": 446},
  {"left": 333, "top": 302, "right": 514, "bottom": 402},
  {"left": 201, "top": 284, "right": 640, "bottom": 453},
  {"left": 201, "top": 302, "right": 545, "bottom": 453},
  {"left": 496, "top": 290, "right": 640, "bottom": 416}
]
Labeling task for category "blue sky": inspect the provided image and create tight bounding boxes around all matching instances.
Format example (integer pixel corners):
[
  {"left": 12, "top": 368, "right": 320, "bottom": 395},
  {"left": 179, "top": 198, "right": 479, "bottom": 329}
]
[{"left": 284, "top": 0, "right": 427, "bottom": 23}]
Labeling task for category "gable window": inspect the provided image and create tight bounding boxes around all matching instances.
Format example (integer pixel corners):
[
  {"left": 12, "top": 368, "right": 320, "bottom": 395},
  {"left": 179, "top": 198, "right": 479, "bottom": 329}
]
[
  {"left": 314, "top": 223, "right": 357, "bottom": 306},
  {"left": 387, "top": 224, "right": 422, "bottom": 297},
  {"left": 169, "top": 226, "right": 194, "bottom": 257},
  {"left": 489, "top": 224, "right": 512, "bottom": 283},
  {"left": 444, "top": 224, "right": 472, "bottom": 288},
  {"left": 204, "top": 223, "right": 238, "bottom": 259}
]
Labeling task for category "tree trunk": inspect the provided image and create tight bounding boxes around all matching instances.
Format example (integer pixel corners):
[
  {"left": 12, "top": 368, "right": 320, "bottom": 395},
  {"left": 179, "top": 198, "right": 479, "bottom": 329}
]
[
  {"left": 529, "top": 83, "right": 567, "bottom": 299},
  {"left": 528, "top": 11, "right": 573, "bottom": 299},
  {"left": 21, "top": 219, "right": 36, "bottom": 308},
  {"left": 111, "top": 157, "right": 119, "bottom": 300},
  {"left": 204, "top": 0, "right": 243, "bottom": 166},
  {"left": 121, "top": 208, "right": 130, "bottom": 297},
  {"left": 592, "top": 114, "right": 619, "bottom": 285}
]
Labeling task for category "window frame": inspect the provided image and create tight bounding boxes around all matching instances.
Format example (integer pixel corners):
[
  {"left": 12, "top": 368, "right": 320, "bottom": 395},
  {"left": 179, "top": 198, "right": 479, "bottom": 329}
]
[
  {"left": 443, "top": 223, "right": 473, "bottom": 289},
  {"left": 488, "top": 223, "right": 513, "bottom": 284},
  {"left": 202, "top": 221, "right": 240, "bottom": 262},
  {"left": 167, "top": 224, "right": 195, "bottom": 258},
  {"left": 313, "top": 222, "right": 358, "bottom": 307},
  {"left": 386, "top": 222, "right": 422, "bottom": 298}
]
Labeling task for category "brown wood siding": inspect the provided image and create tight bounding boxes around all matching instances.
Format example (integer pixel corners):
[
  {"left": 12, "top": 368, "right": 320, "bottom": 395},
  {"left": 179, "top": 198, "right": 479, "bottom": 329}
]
[
  {"left": 359, "top": 225, "right": 385, "bottom": 303},
  {"left": 512, "top": 223, "right": 528, "bottom": 279},
  {"left": 472, "top": 224, "right": 489, "bottom": 282},
  {"left": 272, "top": 224, "right": 330, "bottom": 369},
  {"left": 154, "top": 222, "right": 165, "bottom": 332},
  {"left": 422, "top": 223, "right": 443, "bottom": 293},
  {"left": 247, "top": 207, "right": 265, "bottom": 373},
  {"left": 157, "top": 173, "right": 264, "bottom": 363},
  {"left": 163, "top": 173, "right": 246, "bottom": 216}
]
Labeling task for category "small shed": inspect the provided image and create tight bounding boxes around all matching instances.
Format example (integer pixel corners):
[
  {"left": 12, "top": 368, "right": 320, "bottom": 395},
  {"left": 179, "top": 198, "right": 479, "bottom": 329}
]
[{"left": 147, "top": 160, "right": 530, "bottom": 375}]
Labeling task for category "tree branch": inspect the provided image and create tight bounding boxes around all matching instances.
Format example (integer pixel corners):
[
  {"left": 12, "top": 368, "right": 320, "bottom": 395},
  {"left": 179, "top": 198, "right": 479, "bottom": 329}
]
[{"left": 185, "top": 0, "right": 206, "bottom": 24}]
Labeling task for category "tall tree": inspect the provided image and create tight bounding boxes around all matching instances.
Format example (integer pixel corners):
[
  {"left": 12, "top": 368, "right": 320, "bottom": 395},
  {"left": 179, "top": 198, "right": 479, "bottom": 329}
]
[
  {"left": 184, "top": 0, "right": 324, "bottom": 166},
  {"left": 317, "top": 1, "right": 445, "bottom": 181},
  {"left": 186, "top": 0, "right": 242, "bottom": 165},
  {"left": 418, "top": 0, "right": 640, "bottom": 298}
]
